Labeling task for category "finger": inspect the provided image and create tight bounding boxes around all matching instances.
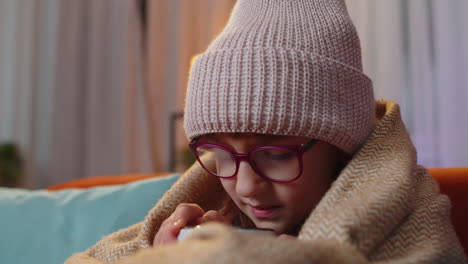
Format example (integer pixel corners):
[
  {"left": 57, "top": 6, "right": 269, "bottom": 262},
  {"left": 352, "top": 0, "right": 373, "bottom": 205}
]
[
  {"left": 153, "top": 226, "right": 178, "bottom": 246},
  {"left": 172, "top": 203, "right": 205, "bottom": 226},
  {"left": 154, "top": 219, "right": 186, "bottom": 246},
  {"left": 159, "top": 216, "right": 183, "bottom": 237},
  {"left": 154, "top": 230, "right": 178, "bottom": 246},
  {"left": 195, "top": 210, "right": 231, "bottom": 225},
  {"left": 153, "top": 203, "right": 205, "bottom": 247}
]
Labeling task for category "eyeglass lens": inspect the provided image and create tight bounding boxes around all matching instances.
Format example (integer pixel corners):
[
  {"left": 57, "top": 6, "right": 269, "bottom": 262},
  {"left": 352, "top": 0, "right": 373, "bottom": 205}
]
[
  {"left": 195, "top": 145, "right": 301, "bottom": 181},
  {"left": 196, "top": 145, "right": 236, "bottom": 177}
]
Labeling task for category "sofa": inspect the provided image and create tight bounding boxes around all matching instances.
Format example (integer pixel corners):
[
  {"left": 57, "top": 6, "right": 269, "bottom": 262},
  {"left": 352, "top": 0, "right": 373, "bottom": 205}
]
[
  {"left": 0, "top": 168, "right": 466, "bottom": 264},
  {"left": 0, "top": 173, "right": 180, "bottom": 264}
]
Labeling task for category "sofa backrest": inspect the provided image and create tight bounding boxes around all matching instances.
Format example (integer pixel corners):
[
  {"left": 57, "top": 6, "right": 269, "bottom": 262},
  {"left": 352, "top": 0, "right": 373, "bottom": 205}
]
[
  {"left": 429, "top": 167, "right": 468, "bottom": 256},
  {"left": 48, "top": 168, "right": 468, "bottom": 256}
]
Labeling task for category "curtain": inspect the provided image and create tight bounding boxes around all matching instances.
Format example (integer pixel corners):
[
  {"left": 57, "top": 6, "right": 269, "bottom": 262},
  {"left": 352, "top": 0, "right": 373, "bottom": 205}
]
[
  {"left": 346, "top": 0, "right": 468, "bottom": 167},
  {"left": 0, "top": 0, "right": 236, "bottom": 188},
  {"left": 3, "top": 0, "right": 465, "bottom": 189},
  {"left": 145, "top": 0, "right": 235, "bottom": 172},
  {"left": 0, "top": 0, "right": 149, "bottom": 188}
]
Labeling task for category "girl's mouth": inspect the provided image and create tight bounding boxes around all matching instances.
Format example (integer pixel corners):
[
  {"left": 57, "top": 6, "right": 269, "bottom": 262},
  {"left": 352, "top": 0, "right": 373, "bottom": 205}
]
[{"left": 248, "top": 205, "right": 281, "bottom": 218}]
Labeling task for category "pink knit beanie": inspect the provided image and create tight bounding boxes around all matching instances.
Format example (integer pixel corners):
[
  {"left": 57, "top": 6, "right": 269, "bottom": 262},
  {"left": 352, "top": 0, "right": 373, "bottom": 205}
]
[{"left": 184, "top": 0, "right": 375, "bottom": 154}]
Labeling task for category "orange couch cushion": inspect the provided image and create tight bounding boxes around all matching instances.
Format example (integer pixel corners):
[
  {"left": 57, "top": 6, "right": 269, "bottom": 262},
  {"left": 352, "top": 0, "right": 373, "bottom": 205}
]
[
  {"left": 47, "top": 173, "right": 170, "bottom": 191},
  {"left": 429, "top": 168, "right": 468, "bottom": 255}
]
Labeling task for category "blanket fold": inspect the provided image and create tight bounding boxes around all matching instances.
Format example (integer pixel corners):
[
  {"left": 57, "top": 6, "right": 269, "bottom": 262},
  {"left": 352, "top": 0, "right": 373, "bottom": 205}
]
[{"left": 66, "top": 100, "right": 467, "bottom": 264}]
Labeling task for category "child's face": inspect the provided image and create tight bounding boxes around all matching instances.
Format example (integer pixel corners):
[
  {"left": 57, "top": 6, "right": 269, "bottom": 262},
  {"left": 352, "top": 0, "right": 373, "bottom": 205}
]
[{"left": 202, "top": 133, "right": 345, "bottom": 235}]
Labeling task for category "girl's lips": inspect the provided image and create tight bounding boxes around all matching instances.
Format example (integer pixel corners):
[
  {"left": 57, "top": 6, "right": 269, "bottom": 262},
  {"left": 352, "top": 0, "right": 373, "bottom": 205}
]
[{"left": 248, "top": 205, "right": 281, "bottom": 218}]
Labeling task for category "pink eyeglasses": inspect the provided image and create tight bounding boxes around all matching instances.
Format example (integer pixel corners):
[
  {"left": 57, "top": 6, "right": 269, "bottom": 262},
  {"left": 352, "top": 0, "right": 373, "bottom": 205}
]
[{"left": 189, "top": 138, "right": 318, "bottom": 183}]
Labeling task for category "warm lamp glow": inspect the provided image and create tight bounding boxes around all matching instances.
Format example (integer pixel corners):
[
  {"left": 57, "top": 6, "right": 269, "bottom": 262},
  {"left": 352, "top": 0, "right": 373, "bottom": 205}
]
[{"left": 190, "top": 54, "right": 200, "bottom": 68}]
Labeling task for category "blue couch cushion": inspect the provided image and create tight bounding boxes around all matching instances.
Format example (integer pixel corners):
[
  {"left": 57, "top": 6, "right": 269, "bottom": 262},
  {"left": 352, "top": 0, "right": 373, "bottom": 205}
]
[{"left": 0, "top": 174, "right": 180, "bottom": 264}]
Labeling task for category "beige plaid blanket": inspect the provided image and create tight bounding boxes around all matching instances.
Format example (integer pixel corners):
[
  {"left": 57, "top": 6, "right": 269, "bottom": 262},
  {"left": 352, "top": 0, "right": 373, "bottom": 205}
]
[{"left": 67, "top": 100, "right": 467, "bottom": 264}]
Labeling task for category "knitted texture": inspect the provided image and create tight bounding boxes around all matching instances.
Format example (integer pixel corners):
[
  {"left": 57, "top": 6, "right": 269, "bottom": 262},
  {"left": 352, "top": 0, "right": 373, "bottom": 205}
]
[
  {"left": 66, "top": 101, "right": 467, "bottom": 264},
  {"left": 184, "top": 0, "right": 375, "bottom": 154}
]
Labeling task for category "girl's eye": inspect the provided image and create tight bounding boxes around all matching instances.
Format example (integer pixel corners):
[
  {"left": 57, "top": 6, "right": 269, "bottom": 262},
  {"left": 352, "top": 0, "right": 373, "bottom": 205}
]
[{"left": 259, "top": 149, "right": 295, "bottom": 161}]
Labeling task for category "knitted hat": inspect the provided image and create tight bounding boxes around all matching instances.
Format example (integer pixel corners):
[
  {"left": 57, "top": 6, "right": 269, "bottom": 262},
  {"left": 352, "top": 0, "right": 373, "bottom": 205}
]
[{"left": 184, "top": 0, "right": 375, "bottom": 154}]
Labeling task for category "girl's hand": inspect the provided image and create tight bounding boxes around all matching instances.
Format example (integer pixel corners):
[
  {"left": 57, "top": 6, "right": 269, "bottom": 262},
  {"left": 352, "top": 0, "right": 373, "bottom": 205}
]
[{"left": 152, "top": 203, "right": 230, "bottom": 247}]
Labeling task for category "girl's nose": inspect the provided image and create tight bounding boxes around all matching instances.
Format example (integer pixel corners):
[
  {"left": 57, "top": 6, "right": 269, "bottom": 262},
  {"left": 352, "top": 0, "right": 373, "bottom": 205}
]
[{"left": 235, "top": 161, "right": 267, "bottom": 198}]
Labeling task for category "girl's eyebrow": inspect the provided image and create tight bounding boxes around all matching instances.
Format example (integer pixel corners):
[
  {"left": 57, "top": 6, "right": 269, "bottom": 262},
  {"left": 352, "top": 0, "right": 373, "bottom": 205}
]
[{"left": 203, "top": 134, "right": 219, "bottom": 143}]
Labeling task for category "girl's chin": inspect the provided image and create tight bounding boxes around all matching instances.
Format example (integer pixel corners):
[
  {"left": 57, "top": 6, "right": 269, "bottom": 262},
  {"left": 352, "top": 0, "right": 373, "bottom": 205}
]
[
  {"left": 250, "top": 219, "right": 283, "bottom": 234},
  {"left": 252, "top": 219, "right": 302, "bottom": 236}
]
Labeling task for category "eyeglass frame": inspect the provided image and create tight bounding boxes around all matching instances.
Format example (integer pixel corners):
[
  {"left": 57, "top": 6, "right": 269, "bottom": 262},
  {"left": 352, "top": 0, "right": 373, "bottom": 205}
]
[{"left": 188, "top": 137, "right": 319, "bottom": 183}]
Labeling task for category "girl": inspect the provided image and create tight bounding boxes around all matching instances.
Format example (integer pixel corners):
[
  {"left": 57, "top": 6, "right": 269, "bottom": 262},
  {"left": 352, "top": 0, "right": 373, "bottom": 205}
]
[{"left": 68, "top": 0, "right": 466, "bottom": 263}]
